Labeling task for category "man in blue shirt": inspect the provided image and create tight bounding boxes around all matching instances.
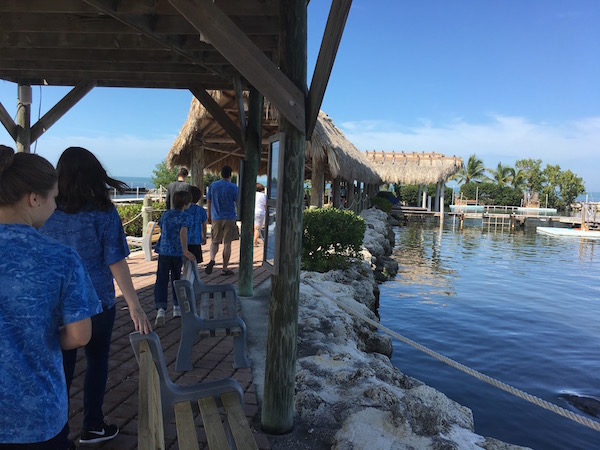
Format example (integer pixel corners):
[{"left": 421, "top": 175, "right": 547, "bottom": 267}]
[{"left": 205, "top": 165, "right": 239, "bottom": 275}]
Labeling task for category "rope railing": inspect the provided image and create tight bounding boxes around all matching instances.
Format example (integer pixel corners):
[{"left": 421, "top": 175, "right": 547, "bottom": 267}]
[{"left": 302, "top": 278, "right": 600, "bottom": 433}]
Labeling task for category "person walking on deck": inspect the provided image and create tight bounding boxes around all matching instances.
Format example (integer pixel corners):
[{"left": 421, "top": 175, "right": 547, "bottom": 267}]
[
  {"left": 166, "top": 167, "right": 192, "bottom": 210},
  {"left": 205, "top": 165, "right": 239, "bottom": 276},
  {"left": 0, "top": 146, "right": 99, "bottom": 450},
  {"left": 39, "top": 147, "right": 152, "bottom": 446},
  {"left": 153, "top": 190, "right": 195, "bottom": 326}
]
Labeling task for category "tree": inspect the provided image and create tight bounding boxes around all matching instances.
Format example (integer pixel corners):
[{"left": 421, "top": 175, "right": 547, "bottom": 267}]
[
  {"left": 558, "top": 170, "right": 585, "bottom": 208},
  {"left": 515, "top": 158, "right": 545, "bottom": 195},
  {"left": 488, "top": 162, "right": 515, "bottom": 187},
  {"left": 453, "top": 154, "right": 487, "bottom": 185},
  {"left": 151, "top": 159, "right": 178, "bottom": 189}
]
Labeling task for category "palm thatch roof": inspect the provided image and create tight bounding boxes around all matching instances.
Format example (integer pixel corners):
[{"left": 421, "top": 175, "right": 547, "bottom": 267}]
[
  {"left": 168, "top": 92, "right": 382, "bottom": 184},
  {"left": 307, "top": 111, "right": 382, "bottom": 184},
  {"left": 365, "top": 151, "right": 464, "bottom": 185}
]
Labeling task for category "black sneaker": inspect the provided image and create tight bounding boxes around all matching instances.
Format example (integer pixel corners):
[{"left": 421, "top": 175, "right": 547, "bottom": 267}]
[
  {"left": 79, "top": 421, "right": 119, "bottom": 444},
  {"left": 205, "top": 259, "right": 215, "bottom": 274}
]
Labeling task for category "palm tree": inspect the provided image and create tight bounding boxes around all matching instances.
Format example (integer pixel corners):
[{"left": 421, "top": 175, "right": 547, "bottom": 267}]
[
  {"left": 510, "top": 168, "right": 528, "bottom": 191},
  {"left": 488, "top": 162, "right": 515, "bottom": 187},
  {"left": 453, "top": 154, "right": 487, "bottom": 185}
]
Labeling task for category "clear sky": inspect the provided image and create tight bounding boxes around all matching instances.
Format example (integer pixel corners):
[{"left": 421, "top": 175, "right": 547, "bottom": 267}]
[{"left": 1, "top": 0, "right": 598, "bottom": 190}]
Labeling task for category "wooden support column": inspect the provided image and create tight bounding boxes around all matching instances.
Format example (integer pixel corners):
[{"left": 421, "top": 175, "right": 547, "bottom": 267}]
[
  {"left": 440, "top": 181, "right": 445, "bottom": 220},
  {"left": 262, "top": 0, "right": 306, "bottom": 434},
  {"left": 190, "top": 144, "right": 205, "bottom": 194},
  {"left": 346, "top": 179, "right": 355, "bottom": 210},
  {"left": 332, "top": 176, "right": 341, "bottom": 208},
  {"left": 434, "top": 182, "right": 440, "bottom": 212},
  {"left": 421, "top": 184, "right": 427, "bottom": 209},
  {"left": 238, "top": 87, "right": 263, "bottom": 297},
  {"left": 16, "top": 83, "right": 31, "bottom": 153},
  {"left": 310, "top": 156, "right": 325, "bottom": 207},
  {"left": 417, "top": 184, "right": 422, "bottom": 207}
]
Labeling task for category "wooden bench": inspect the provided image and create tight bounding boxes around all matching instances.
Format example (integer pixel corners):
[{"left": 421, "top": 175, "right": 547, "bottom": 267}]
[
  {"left": 129, "top": 332, "right": 258, "bottom": 450},
  {"left": 126, "top": 221, "right": 160, "bottom": 261},
  {"left": 174, "top": 260, "right": 250, "bottom": 372}
]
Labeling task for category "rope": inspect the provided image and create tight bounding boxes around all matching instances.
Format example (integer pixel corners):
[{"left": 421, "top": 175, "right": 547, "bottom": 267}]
[
  {"left": 122, "top": 211, "right": 143, "bottom": 226},
  {"left": 302, "top": 279, "right": 600, "bottom": 433}
]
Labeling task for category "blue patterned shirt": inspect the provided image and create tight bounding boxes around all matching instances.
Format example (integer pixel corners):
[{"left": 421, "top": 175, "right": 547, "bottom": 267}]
[
  {"left": 155, "top": 209, "right": 193, "bottom": 256},
  {"left": 207, "top": 179, "right": 238, "bottom": 220},
  {"left": 0, "top": 224, "right": 101, "bottom": 444},
  {"left": 186, "top": 204, "right": 207, "bottom": 245},
  {"left": 39, "top": 206, "right": 130, "bottom": 309}
]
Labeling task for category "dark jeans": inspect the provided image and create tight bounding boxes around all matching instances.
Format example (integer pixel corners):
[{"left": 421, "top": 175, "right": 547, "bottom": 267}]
[
  {"left": 0, "top": 424, "right": 72, "bottom": 450},
  {"left": 63, "top": 306, "right": 116, "bottom": 431},
  {"left": 154, "top": 254, "right": 183, "bottom": 310}
]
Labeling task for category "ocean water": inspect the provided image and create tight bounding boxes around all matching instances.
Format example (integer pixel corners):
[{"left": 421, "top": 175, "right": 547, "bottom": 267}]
[{"left": 379, "top": 221, "right": 600, "bottom": 449}]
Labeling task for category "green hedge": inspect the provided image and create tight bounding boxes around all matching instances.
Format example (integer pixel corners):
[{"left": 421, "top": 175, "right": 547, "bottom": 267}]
[
  {"left": 302, "top": 208, "right": 366, "bottom": 272},
  {"left": 370, "top": 195, "right": 393, "bottom": 212},
  {"left": 116, "top": 201, "right": 166, "bottom": 237}
]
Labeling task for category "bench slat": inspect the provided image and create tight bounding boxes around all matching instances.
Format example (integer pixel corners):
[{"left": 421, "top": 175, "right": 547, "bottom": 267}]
[
  {"left": 213, "top": 291, "right": 223, "bottom": 320},
  {"left": 226, "top": 291, "right": 236, "bottom": 317},
  {"left": 198, "top": 396, "right": 230, "bottom": 450},
  {"left": 200, "top": 292, "right": 211, "bottom": 320},
  {"left": 174, "top": 401, "right": 200, "bottom": 450},
  {"left": 221, "top": 392, "right": 259, "bottom": 450}
]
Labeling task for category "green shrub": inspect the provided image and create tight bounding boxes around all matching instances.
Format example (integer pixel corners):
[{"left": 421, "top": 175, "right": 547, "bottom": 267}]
[
  {"left": 116, "top": 201, "right": 166, "bottom": 237},
  {"left": 370, "top": 196, "right": 392, "bottom": 212},
  {"left": 302, "top": 208, "right": 366, "bottom": 272}
]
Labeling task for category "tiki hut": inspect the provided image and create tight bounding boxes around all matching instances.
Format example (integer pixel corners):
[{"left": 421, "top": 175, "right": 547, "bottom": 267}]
[
  {"left": 167, "top": 92, "right": 381, "bottom": 208},
  {"left": 366, "top": 151, "right": 464, "bottom": 185}
]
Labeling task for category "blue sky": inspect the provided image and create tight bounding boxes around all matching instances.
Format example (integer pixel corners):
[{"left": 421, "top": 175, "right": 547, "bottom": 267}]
[{"left": 1, "top": 0, "right": 599, "bottom": 190}]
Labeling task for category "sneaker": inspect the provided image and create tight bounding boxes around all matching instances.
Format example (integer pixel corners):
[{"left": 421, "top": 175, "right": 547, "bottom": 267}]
[
  {"left": 155, "top": 308, "right": 165, "bottom": 327},
  {"left": 205, "top": 259, "right": 215, "bottom": 274},
  {"left": 79, "top": 421, "right": 119, "bottom": 444},
  {"left": 173, "top": 306, "right": 181, "bottom": 318}
]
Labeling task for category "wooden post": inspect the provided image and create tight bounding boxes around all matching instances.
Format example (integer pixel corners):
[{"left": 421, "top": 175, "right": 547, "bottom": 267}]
[
  {"left": 434, "top": 182, "right": 440, "bottom": 212},
  {"left": 421, "top": 184, "right": 427, "bottom": 209},
  {"left": 262, "top": 0, "right": 306, "bottom": 434},
  {"left": 190, "top": 144, "right": 205, "bottom": 196},
  {"left": 440, "top": 181, "right": 445, "bottom": 220},
  {"left": 310, "top": 156, "right": 325, "bottom": 207},
  {"left": 16, "top": 83, "right": 31, "bottom": 153},
  {"left": 142, "top": 195, "right": 152, "bottom": 231},
  {"left": 332, "top": 176, "right": 341, "bottom": 208},
  {"left": 238, "top": 87, "right": 263, "bottom": 297},
  {"left": 346, "top": 179, "right": 355, "bottom": 211}
]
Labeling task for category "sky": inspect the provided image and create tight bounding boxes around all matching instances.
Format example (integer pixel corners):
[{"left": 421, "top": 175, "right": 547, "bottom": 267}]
[{"left": 1, "top": 0, "right": 599, "bottom": 190}]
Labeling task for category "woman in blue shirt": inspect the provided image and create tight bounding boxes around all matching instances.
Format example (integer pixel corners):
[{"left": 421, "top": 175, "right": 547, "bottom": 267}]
[
  {"left": 40, "top": 147, "right": 152, "bottom": 445},
  {"left": 0, "top": 145, "right": 100, "bottom": 450}
]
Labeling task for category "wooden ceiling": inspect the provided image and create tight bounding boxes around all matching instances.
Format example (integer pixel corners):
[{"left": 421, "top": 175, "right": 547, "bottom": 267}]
[
  {"left": 0, "top": 0, "right": 352, "bottom": 139},
  {"left": 0, "top": 0, "right": 279, "bottom": 90}
]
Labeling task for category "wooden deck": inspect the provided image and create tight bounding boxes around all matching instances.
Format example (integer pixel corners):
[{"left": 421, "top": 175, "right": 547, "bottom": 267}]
[{"left": 67, "top": 238, "right": 271, "bottom": 449}]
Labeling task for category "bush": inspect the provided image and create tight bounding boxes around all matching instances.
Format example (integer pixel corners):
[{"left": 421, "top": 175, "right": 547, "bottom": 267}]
[
  {"left": 116, "top": 200, "right": 166, "bottom": 237},
  {"left": 370, "top": 195, "right": 393, "bottom": 212},
  {"left": 302, "top": 208, "right": 366, "bottom": 272},
  {"left": 376, "top": 190, "right": 400, "bottom": 204}
]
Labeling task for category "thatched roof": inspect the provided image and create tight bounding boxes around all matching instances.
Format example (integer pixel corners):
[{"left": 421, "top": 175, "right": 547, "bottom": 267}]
[
  {"left": 306, "top": 111, "right": 382, "bottom": 184},
  {"left": 365, "top": 151, "right": 464, "bottom": 185},
  {"left": 167, "top": 90, "right": 274, "bottom": 175},
  {"left": 168, "top": 92, "right": 382, "bottom": 184}
]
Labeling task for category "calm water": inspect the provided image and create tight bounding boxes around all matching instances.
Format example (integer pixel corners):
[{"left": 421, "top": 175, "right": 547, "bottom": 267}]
[{"left": 379, "top": 220, "right": 600, "bottom": 449}]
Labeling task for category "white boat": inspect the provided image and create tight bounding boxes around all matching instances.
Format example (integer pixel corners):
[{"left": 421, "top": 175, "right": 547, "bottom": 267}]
[{"left": 536, "top": 227, "right": 600, "bottom": 240}]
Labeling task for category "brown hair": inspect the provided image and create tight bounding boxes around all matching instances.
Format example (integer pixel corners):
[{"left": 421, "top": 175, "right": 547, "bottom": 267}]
[
  {"left": 256, "top": 183, "right": 265, "bottom": 193},
  {"left": 0, "top": 145, "right": 57, "bottom": 206},
  {"left": 172, "top": 190, "right": 192, "bottom": 209}
]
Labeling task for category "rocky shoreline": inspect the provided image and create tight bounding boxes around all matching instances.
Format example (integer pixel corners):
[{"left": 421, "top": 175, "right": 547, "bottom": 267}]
[{"left": 246, "top": 208, "right": 530, "bottom": 450}]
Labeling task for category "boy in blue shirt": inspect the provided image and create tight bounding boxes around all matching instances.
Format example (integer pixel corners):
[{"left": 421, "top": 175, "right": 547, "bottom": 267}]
[
  {"left": 186, "top": 185, "right": 207, "bottom": 263},
  {"left": 154, "top": 190, "right": 195, "bottom": 326}
]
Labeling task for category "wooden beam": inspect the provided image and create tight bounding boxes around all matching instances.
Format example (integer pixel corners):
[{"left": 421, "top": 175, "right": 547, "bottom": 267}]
[
  {"left": 0, "top": 100, "right": 18, "bottom": 141},
  {"left": 169, "top": 0, "right": 306, "bottom": 133},
  {"left": 190, "top": 87, "right": 243, "bottom": 148},
  {"left": 307, "top": 0, "right": 351, "bottom": 139},
  {"left": 30, "top": 81, "right": 95, "bottom": 143},
  {"left": 232, "top": 76, "right": 246, "bottom": 143}
]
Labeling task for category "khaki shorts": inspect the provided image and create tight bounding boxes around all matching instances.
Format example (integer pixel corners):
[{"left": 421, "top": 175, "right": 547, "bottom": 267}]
[{"left": 211, "top": 219, "right": 239, "bottom": 244}]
